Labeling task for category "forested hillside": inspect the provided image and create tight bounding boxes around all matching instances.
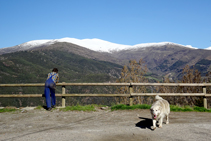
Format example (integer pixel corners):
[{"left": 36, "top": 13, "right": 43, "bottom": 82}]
[
  {"left": 0, "top": 49, "right": 122, "bottom": 84},
  {"left": 1, "top": 41, "right": 211, "bottom": 107},
  {"left": 112, "top": 44, "right": 211, "bottom": 80},
  {"left": 0, "top": 49, "right": 123, "bottom": 107}
]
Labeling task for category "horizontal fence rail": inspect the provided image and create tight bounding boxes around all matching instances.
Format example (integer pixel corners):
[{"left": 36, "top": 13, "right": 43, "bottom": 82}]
[
  {"left": 1, "top": 82, "right": 211, "bottom": 87},
  {"left": 131, "top": 93, "right": 207, "bottom": 96},
  {"left": 0, "top": 83, "right": 210, "bottom": 108}
]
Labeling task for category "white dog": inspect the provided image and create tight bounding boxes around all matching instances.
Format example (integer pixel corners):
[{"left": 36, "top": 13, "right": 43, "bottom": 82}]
[{"left": 150, "top": 95, "right": 170, "bottom": 130}]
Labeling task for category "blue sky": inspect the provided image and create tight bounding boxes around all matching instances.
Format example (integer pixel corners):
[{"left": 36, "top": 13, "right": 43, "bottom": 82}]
[{"left": 0, "top": 0, "right": 211, "bottom": 49}]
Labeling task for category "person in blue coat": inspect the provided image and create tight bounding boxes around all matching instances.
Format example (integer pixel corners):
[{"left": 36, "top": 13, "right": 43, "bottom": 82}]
[{"left": 44, "top": 68, "right": 59, "bottom": 111}]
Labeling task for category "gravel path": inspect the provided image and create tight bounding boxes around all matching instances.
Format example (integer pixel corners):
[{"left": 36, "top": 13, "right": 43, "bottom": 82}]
[{"left": 0, "top": 108, "right": 211, "bottom": 141}]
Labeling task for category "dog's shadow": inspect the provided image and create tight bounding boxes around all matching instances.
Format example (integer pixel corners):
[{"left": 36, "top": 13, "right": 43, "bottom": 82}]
[{"left": 136, "top": 117, "right": 153, "bottom": 130}]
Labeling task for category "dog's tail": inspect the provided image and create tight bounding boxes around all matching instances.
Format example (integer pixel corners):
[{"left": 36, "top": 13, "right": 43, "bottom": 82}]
[{"left": 155, "top": 95, "right": 163, "bottom": 100}]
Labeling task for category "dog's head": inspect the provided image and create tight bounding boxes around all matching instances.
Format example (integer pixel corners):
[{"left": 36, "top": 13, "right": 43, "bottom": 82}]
[{"left": 150, "top": 106, "right": 162, "bottom": 119}]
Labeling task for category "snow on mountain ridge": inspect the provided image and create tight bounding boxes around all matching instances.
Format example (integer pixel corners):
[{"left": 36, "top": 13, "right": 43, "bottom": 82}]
[
  {"left": 18, "top": 40, "right": 52, "bottom": 49},
  {"left": 1, "top": 37, "right": 200, "bottom": 53},
  {"left": 55, "top": 38, "right": 198, "bottom": 52},
  {"left": 205, "top": 46, "right": 211, "bottom": 50},
  {"left": 56, "top": 38, "right": 132, "bottom": 52},
  {"left": 134, "top": 42, "right": 196, "bottom": 49}
]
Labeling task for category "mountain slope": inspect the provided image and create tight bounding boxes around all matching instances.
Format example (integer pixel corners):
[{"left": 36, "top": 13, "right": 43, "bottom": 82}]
[
  {"left": 32, "top": 42, "right": 125, "bottom": 65},
  {"left": 112, "top": 44, "right": 211, "bottom": 79},
  {"left": 0, "top": 37, "right": 199, "bottom": 55},
  {"left": 0, "top": 49, "right": 122, "bottom": 84},
  {"left": 1, "top": 38, "right": 211, "bottom": 107},
  {"left": 1, "top": 37, "right": 211, "bottom": 81},
  {"left": 0, "top": 48, "right": 124, "bottom": 107}
]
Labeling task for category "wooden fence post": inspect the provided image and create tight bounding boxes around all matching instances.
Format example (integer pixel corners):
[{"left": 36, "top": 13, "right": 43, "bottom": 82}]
[
  {"left": 203, "top": 86, "right": 207, "bottom": 109},
  {"left": 129, "top": 84, "right": 133, "bottom": 106},
  {"left": 62, "top": 82, "right": 66, "bottom": 108}
]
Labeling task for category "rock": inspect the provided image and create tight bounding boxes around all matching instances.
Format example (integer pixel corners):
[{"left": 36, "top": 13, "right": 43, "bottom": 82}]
[
  {"left": 5, "top": 106, "right": 17, "bottom": 109},
  {"left": 100, "top": 106, "right": 108, "bottom": 110},
  {"left": 21, "top": 110, "right": 27, "bottom": 113}
]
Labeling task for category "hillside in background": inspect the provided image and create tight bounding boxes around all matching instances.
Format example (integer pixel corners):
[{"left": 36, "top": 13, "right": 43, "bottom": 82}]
[
  {"left": 0, "top": 45, "right": 123, "bottom": 107},
  {"left": 1, "top": 39, "right": 211, "bottom": 107},
  {"left": 1, "top": 39, "right": 211, "bottom": 82},
  {"left": 0, "top": 48, "right": 122, "bottom": 84},
  {"left": 33, "top": 42, "right": 125, "bottom": 65},
  {"left": 112, "top": 44, "right": 211, "bottom": 80}
]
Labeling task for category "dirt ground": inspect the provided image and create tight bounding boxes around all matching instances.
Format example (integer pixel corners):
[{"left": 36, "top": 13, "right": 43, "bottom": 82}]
[{"left": 0, "top": 107, "right": 211, "bottom": 141}]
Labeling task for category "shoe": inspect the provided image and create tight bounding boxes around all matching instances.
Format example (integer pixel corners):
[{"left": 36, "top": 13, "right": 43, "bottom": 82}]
[
  {"left": 47, "top": 107, "right": 52, "bottom": 111},
  {"left": 52, "top": 105, "right": 56, "bottom": 108}
]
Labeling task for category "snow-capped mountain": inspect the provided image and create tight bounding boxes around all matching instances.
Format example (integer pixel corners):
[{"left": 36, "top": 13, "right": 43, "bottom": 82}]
[
  {"left": 54, "top": 38, "right": 198, "bottom": 52},
  {"left": 17, "top": 40, "right": 51, "bottom": 49},
  {"left": 0, "top": 37, "right": 201, "bottom": 55},
  {"left": 1, "top": 37, "right": 211, "bottom": 82},
  {"left": 205, "top": 46, "right": 211, "bottom": 50}
]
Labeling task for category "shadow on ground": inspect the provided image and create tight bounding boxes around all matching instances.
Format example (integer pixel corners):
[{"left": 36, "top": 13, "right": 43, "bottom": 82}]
[
  {"left": 136, "top": 117, "right": 153, "bottom": 130},
  {"left": 42, "top": 105, "right": 48, "bottom": 110}
]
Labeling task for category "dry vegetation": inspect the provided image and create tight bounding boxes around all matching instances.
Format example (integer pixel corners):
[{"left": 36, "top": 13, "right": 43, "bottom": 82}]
[
  {"left": 115, "top": 59, "right": 211, "bottom": 107},
  {"left": 115, "top": 59, "right": 150, "bottom": 105}
]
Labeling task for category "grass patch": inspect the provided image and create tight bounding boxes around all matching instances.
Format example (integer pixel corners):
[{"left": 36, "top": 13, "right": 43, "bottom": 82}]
[
  {"left": 111, "top": 104, "right": 151, "bottom": 111},
  {"left": 0, "top": 108, "right": 17, "bottom": 113},
  {"left": 34, "top": 105, "right": 43, "bottom": 110},
  {"left": 170, "top": 105, "right": 193, "bottom": 112},
  {"left": 170, "top": 105, "right": 211, "bottom": 112},
  {"left": 111, "top": 104, "right": 211, "bottom": 112},
  {"left": 193, "top": 106, "right": 211, "bottom": 112},
  {"left": 60, "top": 104, "right": 96, "bottom": 112}
]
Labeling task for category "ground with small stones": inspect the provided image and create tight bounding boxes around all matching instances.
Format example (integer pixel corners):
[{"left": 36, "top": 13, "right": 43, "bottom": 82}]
[{"left": 0, "top": 107, "right": 211, "bottom": 141}]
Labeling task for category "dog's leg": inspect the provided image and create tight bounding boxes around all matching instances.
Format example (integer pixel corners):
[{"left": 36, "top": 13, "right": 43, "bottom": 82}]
[
  {"left": 157, "top": 118, "right": 160, "bottom": 126},
  {"left": 158, "top": 117, "right": 163, "bottom": 128},
  {"left": 166, "top": 114, "right": 169, "bottom": 124},
  {"left": 151, "top": 119, "right": 157, "bottom": 130}
]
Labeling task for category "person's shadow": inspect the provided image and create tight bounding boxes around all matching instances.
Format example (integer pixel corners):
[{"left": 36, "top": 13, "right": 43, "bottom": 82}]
[
  {"left": 42, "top": 106, "right": 48, "bottom": 110},
  {"left": 135, "top": 117, "right": 153, "bottom": 130}
]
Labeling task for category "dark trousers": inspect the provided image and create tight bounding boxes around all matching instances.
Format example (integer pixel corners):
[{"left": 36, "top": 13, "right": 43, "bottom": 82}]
[{"left": 44, "top": 78, "right": 56, "bottom": 108}]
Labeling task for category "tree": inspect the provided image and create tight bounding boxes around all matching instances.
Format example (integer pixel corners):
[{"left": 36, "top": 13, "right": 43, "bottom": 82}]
[
  {"left": 115, "top": 59, "right": 148, "bottom": 104},
  {"left": 157, "top": 65, "right": 204, "bottom": 106}
]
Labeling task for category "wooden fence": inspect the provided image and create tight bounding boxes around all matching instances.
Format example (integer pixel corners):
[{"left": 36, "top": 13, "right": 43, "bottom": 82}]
[{"left": 0, "top": 83, "right": 211, "bottom": 108}]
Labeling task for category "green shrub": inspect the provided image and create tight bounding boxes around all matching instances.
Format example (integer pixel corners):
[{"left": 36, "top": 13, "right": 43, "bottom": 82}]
[
  {"left": 0, "top": 108, "right": 17, "bottom": 113},
  {"left": 111, "top": 104, "right": 151, "bottom": 111},
  {"left": 193, "top": 106, "right": 211, "bottom": 112},
  {"left": 60, "top": 104, "right": 96, "bottom": 111},
  {"left": 35, "top": 105, "right": 43, "bottom": 110},
  {"left": 170, "top": 105, "right": 193, "bottom": 112},
  {"left": 111, "top": 104, "right": 211, "bottom": 113}
]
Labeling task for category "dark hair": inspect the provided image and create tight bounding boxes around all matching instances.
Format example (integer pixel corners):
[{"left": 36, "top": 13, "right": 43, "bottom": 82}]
[{"left": 52, "top": 68, "right": 58, "bottom": 73}]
